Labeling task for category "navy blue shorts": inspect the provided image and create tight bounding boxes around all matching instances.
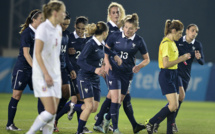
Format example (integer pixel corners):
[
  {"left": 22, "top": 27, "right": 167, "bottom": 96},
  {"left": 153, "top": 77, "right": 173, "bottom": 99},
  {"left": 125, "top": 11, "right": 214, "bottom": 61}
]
[
  {"left": 11, "top": 69, "right": 33, "bottom": 91},
  {"left": 178, "top": 75, "right": 189, "bottom": 92},
  {"left": 159, "top": 69, "right": 179, "bottom": 95},
  {"left": 106, "top": 70, "right": 133, "bottom": 95},
  {"left": 77, "top": 74, "right": 101, "bottom": 102},
  {"left": 61, "top": 68, "right": 70, "bottom": 85}
]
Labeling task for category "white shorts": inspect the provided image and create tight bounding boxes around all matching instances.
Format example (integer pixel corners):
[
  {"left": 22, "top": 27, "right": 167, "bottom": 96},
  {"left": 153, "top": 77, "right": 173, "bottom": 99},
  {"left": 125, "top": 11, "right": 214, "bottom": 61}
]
[{"left": 33, "top": 77, "right": 62, "bottom": 98}]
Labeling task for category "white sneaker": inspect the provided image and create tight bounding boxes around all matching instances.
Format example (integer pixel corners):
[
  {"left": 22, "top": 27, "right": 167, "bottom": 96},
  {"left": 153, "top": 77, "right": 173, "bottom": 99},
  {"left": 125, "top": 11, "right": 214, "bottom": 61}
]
[
  {"left": 6, "top": 124, "right": 21, "bottom": 131},
  {"left": 68, "top": 102, "right": 75, "bottom": 120}
]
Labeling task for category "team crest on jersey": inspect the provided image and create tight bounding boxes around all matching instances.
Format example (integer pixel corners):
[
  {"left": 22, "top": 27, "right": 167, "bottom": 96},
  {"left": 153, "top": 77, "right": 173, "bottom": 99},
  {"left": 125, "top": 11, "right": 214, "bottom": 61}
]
[
  {"left": 192, "top": 46, "right": 195, "bottom": 51},
  {"left": 42, "top": 86, "right": 47, "bottom": 92},
  {"left": 132, "top": 43, "right": 136, "bottom": 49}
]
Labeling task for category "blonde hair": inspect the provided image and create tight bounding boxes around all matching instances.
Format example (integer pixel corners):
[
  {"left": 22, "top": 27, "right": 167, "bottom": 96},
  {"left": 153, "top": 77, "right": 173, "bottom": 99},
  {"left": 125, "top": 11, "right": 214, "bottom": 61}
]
[
  {"left": 86, "top": 21, "right": 108, "bottom": 36},
  {"left": 123, "top": 13, "right": 139, "bottom": 28},
  {"left": 107, "top": 2, "right": 126, "bottom": 27},
  {"left": 19, "top": 9, "right": 41, "bottom": 34},
  {"left": 164, "top": 19, "right": 184, "bottom": 36},
  {"left": 42, "top": 0, "right": 65, "bottom": 20}
]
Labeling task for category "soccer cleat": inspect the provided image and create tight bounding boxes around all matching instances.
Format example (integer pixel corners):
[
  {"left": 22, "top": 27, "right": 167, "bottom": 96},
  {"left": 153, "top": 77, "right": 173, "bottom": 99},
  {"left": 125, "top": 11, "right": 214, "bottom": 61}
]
[
  {"left": 94, "top": 114, "right": 98, "bottom": 120},
  {"left": 145, "top": 119, "right": 154, "bottom": 134},
  {"left": 54, "top": 121, "right": 59, "bottom": 132},
  {"left": 6, "top": 124, "right": 21, "bottom": 131},
  {"left": 102, "top": 113, "right": 110, "bottom": 133},
  {"left": 93, "top": 125, "right": 105, "bottom": 133},
  {"left": 153, "top": 123, "right": 159, "bottom": 133},
  {"left": 39, "top": 127, "right": 43, "bottom": 132},
  {"left": 68, "top": 102, "right": 75, "bottom": 120},
  {"left": 172, "top": 123, "right": 178, "bottom": 133},
  {"left": 109, "top": 124, "right": 113, "bottom": 132},
  {"left": 113, "top": 128, "right": 123, "bottom": 134},
  {"left": 133, "top": 123, "right": 146, "bottom": 133},
  {"left": 75, "top": 132, "right": 83, "bottom": 134},
  {"left": 83, "top": 126, "right": 92, "bottom": 133}
]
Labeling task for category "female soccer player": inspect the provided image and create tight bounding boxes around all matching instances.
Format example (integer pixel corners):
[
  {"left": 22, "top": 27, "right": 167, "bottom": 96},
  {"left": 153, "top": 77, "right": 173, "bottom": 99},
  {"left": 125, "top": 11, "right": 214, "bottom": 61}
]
[
  {"left": 153, "top": 24, "right": 205, "bottom": 133},
  {"left": 68, "top": 21, "right": 121, "bottom": 134},
  {"left": 26, "top": 1, "right": 66, "bottom": 134},
  {"left": 54, "top": 16, "right": 92, "bottom": 133},
  {"left": 145, "top": 20, "right": 191, "bottom": 134},
  {"left": 96, "top": 13, "right": 150, "bottom": 134},
  {"left": 6, "top": 9, "right": 42, "bottom": 131}
]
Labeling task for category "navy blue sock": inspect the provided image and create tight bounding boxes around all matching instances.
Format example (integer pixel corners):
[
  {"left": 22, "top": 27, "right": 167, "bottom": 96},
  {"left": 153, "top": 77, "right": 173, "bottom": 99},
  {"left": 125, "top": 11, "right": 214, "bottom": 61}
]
[
  {"left": 37, "top": 98, "right": 44, "bottom": 114},
  {"left": 167, "top": 112, "right": 175, "bottom": 134},
  {"left": 123, "top": 94, "right": 137, "bottom": 129},
  {"left": 155, "top": 102, "right": 169, "bottom": 124},
  {"left": 149, "top": 106, "right": 171, "bottom": 124},
  {"left": 173, "top": 101, "right": 182, "bottom": 123},
  {"left": 77, "top": 119, "right": 86, "bottom": 133},
  {"left": 76, "top": 101, "right": 84, "bottom": 121},
  {"left": 57, "top": 97, "right": 68, "bottom": 114},
  {"left": 74, "top": 103, "right": 83, "bottom": 113},
  {"left": 109, "top": 102, "right": 120, "bottom": 130},
  {"left": 7, "top": 97, "right": 19, "bottom": 126},
  {"left": 55, "top": 101, "right": 71, "bottom": 121},
  {"left": 95, "top": 98, "right": 111, "bottom": 126}
]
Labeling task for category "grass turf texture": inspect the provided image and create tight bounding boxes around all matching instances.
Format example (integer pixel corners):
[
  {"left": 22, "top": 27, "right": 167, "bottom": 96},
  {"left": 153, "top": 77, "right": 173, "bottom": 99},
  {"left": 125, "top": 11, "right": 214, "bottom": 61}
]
[{"left": 0, "top": 93, "right": 214, "bottom": 134}]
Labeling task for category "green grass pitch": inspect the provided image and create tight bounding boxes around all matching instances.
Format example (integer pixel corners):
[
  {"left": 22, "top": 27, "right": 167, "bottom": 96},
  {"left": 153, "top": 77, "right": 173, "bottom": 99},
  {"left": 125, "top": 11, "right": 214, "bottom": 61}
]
[{"left": 0, "top": 93, "right": 214, "bottom": 134}]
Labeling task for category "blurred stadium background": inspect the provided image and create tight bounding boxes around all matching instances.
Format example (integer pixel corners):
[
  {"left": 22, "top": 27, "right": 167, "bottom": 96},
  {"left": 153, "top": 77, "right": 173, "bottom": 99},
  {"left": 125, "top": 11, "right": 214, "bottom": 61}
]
[{"left": 0, "top": 0, "right": 215, "bottom": 101}]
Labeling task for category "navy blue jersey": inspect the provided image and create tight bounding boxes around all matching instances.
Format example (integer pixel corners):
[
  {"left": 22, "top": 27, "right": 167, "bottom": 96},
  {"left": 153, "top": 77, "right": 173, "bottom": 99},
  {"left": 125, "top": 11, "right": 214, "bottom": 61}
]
[
  {"left": 176, "top": 36, "right": 205, "bottom": 81},
  {"left": 60, "top": 30, "right": 73, "bottom": 72},
  {"left": 77, "top": 36, "right": 105, "bottom": 79},
  {"left": 14, "top": 26, "right": 35, "bottom": 70},
  {"left": 106, "top": 21, "right": 120, "bottom": 42},
  {"left": 106, "top": 31, "right": 148, "bottom": 73},
  {"left": 68, "top": 32, "right": 91, "bottom": 72}
]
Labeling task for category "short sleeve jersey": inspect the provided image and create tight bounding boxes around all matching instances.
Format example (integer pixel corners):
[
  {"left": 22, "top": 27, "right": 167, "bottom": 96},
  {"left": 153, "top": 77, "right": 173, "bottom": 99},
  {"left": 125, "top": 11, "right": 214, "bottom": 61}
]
[
  {"left": 106, "top": 31, "right": 148, "bottom": 73},
  {"left": 33, "top": 19, "right": 62, "bottom": 81},
  {"left": 158, "top": 37, "right": 179, "bottom": 69}
]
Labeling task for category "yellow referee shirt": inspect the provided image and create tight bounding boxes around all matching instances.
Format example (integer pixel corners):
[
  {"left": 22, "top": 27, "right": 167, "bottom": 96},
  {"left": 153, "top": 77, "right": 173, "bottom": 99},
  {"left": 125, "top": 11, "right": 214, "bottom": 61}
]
[{"left": 158, "top": 37, "right": 179, "bottom": 69}]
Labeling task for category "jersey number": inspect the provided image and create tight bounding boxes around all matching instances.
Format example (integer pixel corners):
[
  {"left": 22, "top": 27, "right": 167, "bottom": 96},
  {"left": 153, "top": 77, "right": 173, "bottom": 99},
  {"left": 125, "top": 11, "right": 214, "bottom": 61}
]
[
  {"left": 99, "top": 58, "right": 104, "bottom": 66},
  {"left": 120, "top": 51, "right": 128, "bottom": 59},
  {"left": 75, "top": 51, "right": 81, "bottom": 59}
]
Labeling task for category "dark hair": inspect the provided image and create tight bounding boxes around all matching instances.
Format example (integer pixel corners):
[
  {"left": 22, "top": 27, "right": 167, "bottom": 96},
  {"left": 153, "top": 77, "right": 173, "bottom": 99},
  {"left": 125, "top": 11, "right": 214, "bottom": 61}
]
[
  {"left": 164, "top": 19, "right": 184, "bottom": 36},
  {"left": 187, "top": 24, "right": 199, "bottom": 32},
  {"left": 88, "top": 21, "right": 108, "bottom": 35},
  {"left": 42, "top": 0, "right": 65, "bottom": 20},
  {"left": 19, "top": 9, "right": 41, "bottom": 34},
  {"left": 75, "top": 16, "right": 88, "bottom": 25},
  {"left": 123, "top": 13, "right": 139, "bottom": 28},
  {"left": 65, "top": 11, "right": 71, "bottom": 20}
]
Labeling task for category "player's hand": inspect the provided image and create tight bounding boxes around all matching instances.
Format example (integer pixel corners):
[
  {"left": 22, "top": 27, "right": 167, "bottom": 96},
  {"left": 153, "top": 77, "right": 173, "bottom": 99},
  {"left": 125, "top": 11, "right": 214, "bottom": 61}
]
[
  {"left": 104, "top": 62, "right": 112, "bottom": 75},
  {"left": 44, "top": 73, "right": 53, "bottom": 87},
  {"left": 95, "top": 68, "right": 106, "bottom": 76},
  {"left": 70, "top": 70, "right": 76, "bottom": 79},
  {"left": 132, "top": 65, "right": 141, "bottom": 73},
  {"left": 114, "top": 55, "right": 122, "bottom": 66},
  {"left": 180, "top": 53, "right": 191, "bottom": 62},
  {"left": 68, "top": 48, "right": 76, "bottom": 55},
  {"left": 195, "top": 50, "right": 201, "bottom": 59}
]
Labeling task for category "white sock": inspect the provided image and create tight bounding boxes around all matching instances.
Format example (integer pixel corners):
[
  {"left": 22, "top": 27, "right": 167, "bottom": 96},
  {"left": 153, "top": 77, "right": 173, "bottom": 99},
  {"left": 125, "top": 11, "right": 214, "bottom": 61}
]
[
  {"left": 42, "top": 114, "right": 56, "bottom": 134},
  {"left": 26, "top": 111, "right": 54, "bottom": 134}
]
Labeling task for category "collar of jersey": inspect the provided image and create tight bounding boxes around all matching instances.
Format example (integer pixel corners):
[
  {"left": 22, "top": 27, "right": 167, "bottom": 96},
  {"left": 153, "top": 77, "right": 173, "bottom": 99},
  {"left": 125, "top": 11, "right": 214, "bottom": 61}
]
[
  {"left": 183, "top": 36, "right": 195, "bottom": 44},
  {"left": 73, "top": 31, "right": 86, "bottom": 39},
  {"left": 109, "top": 20, "right": 118, "bottom": 27},
  {"left": 46, "top": 19, "right": 58, "bottom": 29},
  {"left": 29, "top": 24, "right": 36, "bottom": 33},
  {"left": 122, "top": 32, "right": 136, "bottom": 40},
  {"left": 92, "top": 36, "right": 105, "bottom": 46}
]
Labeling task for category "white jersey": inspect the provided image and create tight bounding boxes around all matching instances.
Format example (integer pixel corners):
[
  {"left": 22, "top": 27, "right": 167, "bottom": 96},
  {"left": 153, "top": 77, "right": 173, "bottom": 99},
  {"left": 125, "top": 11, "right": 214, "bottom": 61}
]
[{"left": 32, "top": 19, "right": 62, "bottom": 98}]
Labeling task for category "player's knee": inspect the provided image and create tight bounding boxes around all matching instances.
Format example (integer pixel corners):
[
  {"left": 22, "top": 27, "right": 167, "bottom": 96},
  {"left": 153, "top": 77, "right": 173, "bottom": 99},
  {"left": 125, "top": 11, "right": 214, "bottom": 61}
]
[
  {"left": 92, "top": 106, "right": 98, "bottom": 113},
  {"left": 86, "top": 103, "right": 93, "bottom": 112},
  {"left": 168, "top": 104, "right": 178, "bottom": 112},
  {"left": 12, "top": 92, "right": 22, "bottom": 100}
]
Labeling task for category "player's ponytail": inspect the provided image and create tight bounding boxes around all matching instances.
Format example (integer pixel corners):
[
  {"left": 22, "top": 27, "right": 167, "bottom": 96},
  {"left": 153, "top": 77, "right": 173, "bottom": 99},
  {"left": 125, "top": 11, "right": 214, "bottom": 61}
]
[
  {"left": 19, "top": 9, "right": 41, "bottom": 34},
  {"left": 164, "top": 19, "right": 184, "bottom": 36},
  {"left": 87, "top": 21, "right": 108, "bottom": 36}
]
